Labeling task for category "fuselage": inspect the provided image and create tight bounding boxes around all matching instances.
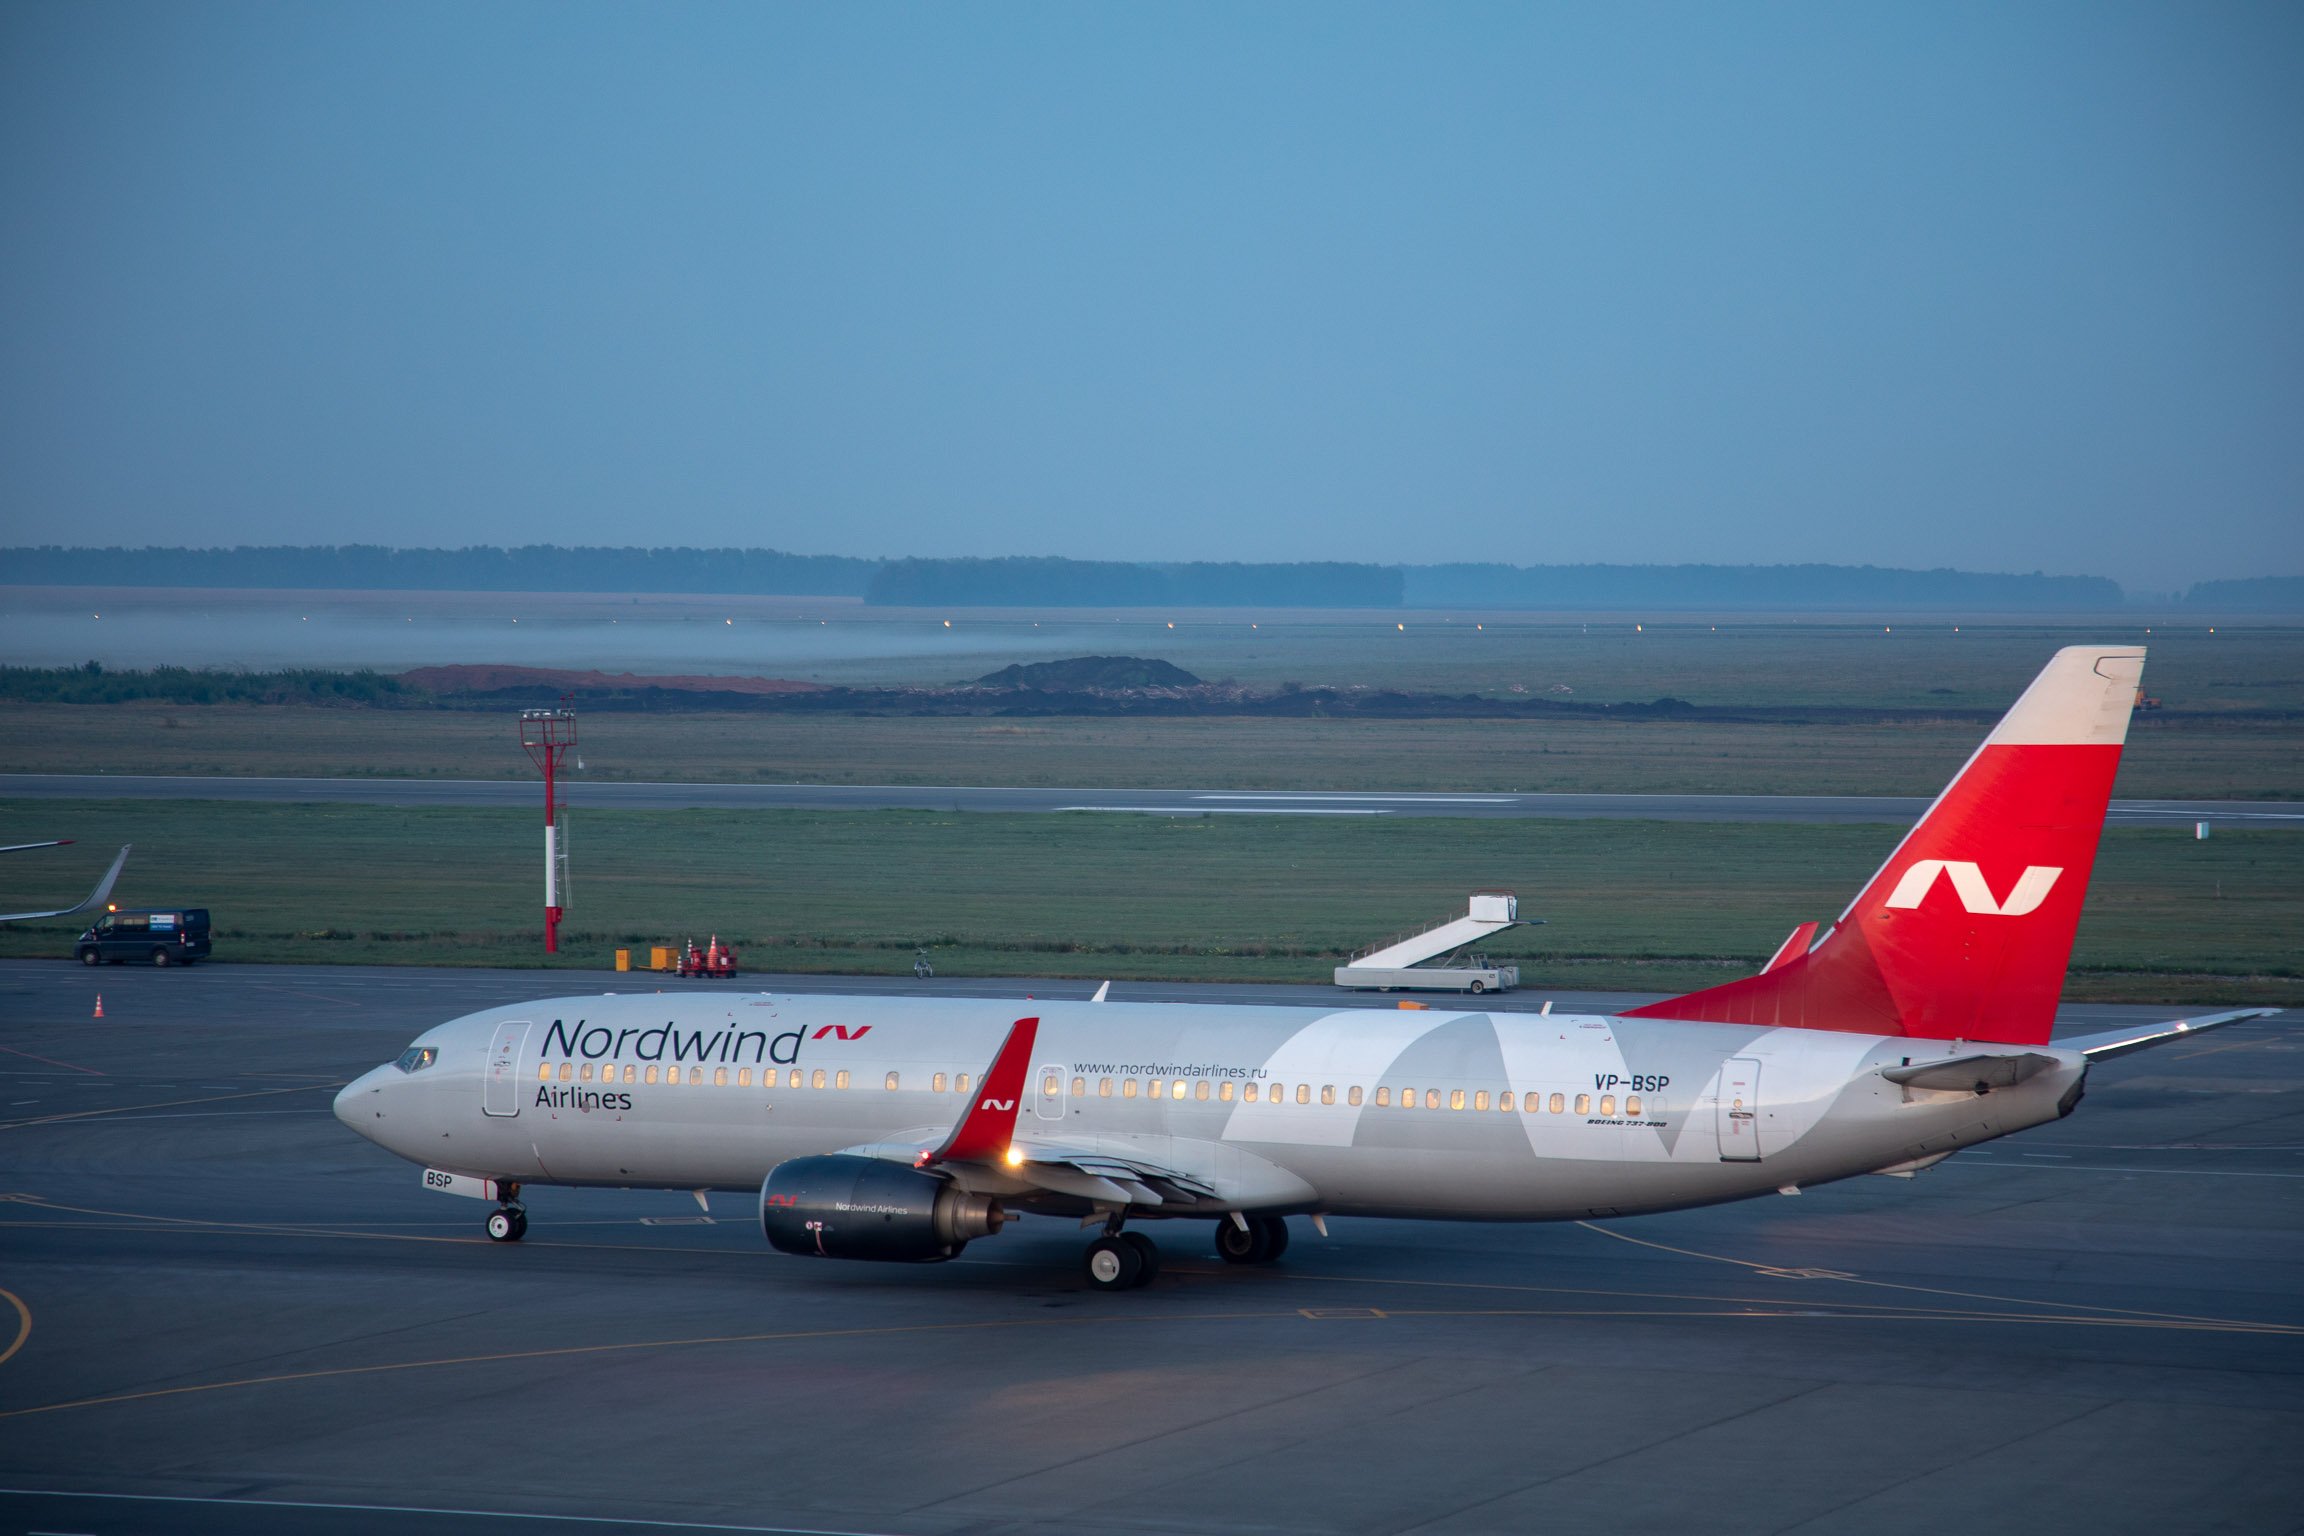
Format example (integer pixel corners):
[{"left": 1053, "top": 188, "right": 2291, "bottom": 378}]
[{"left": 335, "top": 992, "right": 2088, "bottom": 1222}]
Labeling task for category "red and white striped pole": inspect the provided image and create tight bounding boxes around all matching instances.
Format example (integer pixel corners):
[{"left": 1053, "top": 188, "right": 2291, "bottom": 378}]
[
  {"left": 519, "top": 707, "right": 577, "bottom": 955},
  {"left": 542, "top": 736, "right": 560, "bottom": 953}
]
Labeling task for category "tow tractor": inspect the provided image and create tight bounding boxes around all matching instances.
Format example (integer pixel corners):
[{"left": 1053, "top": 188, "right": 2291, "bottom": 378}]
[{"left": 675, "top": 935, "right": 738, "bottom": 979}]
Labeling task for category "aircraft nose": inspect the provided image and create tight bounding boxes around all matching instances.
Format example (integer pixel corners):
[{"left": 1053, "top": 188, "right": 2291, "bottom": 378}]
[{"left": 335, "top": 1067, "right": 384, "bottom": 1129}]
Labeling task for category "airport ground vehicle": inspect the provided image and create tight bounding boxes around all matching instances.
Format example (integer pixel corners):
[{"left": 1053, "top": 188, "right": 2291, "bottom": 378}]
[
  {"left": 337, "top": 647, "right": 2278, "bottom": 1290},
  {"left": 77, "top": 907, "right": 211, "bottom": 966},
  {"left": 673, "top": 937, "right": 737, "bottom": 978},
  {"left": 1332, "top": 956, "right": 1517, "bottom": 993}
]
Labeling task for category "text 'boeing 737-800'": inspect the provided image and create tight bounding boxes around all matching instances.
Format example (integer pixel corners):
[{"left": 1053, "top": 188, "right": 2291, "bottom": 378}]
[{"left": 336, "top": 647, "right": 2279, "bottom": 1289}]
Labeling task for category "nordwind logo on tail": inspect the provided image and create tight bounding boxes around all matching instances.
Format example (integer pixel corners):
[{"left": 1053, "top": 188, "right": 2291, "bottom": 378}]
[{"left": 1885, "top": 860, "right": 2063, "bottom": 917}]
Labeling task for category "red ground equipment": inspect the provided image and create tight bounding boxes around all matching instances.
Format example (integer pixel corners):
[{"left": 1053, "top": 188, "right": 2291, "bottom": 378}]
[{"left": 675, "top": 935, "right": 738, "bottom": 979}]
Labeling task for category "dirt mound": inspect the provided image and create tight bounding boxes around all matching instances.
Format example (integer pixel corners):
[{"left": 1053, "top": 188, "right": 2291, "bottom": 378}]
[
  {"left": 403, "top": 665, "right": 823, "bottom": 696},
  {"left": 975, "top": 656, "right": 1203, "bottom": 691}
]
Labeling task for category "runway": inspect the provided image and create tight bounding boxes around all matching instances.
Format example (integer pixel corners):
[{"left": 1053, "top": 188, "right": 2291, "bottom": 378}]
[
  {"left": 0, "top": 960, "right": 2298, "bottom": 1535},
  {"left": 5, "top": 772, "right": 2298, "bottom": 825}
]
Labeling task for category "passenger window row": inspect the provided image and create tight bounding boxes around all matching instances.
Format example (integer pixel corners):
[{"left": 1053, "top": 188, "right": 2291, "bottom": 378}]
[
  {"left": 539, "top": 1062, "right": 975, "bottom": 1093},
  {"left": 540, "top": 1061, "right": 1642, "bottom": 1119},
  {"left": 1041, "top": 1076, "right": 1645, "bottom": 1119}
]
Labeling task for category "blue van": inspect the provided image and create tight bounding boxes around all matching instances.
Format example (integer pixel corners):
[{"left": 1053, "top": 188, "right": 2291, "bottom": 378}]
[{"left": 77, "top": 909, "right": 212, "bottom": 967}]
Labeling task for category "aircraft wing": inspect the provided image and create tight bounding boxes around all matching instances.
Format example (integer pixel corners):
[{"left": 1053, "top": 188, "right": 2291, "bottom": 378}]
[
  {"left": 2053, "top": 1008, "right": 2282, "bottom": 1062},
  {"left": 836, "top": 1012, "right": 1313, "bottom": 1214},
  {"left": 0, "top": 844, "right": 130, "bottom": 924}
]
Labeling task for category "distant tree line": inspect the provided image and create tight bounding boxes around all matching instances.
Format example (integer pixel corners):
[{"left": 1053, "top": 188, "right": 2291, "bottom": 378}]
[
  {"left": 0, "top": 545, "right": 876, "bottom": 594},
  {"left": 5, "top": 543, "right": 2290, "bottom": 611},
  {"left": 2181, "top": 576, "right": 2304, "bottom": 612},
  {"left": 1401, "top": 562, "right": 2125, "bottom": 610},
  {"left": 865, "top": 557, "right": 1405, "bottom": 607}
]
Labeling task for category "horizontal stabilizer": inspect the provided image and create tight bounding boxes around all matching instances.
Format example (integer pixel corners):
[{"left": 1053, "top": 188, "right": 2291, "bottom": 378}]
[
  {"left": 2056, "top": 1008, "right": 2281, "bottom": 1062},
  {"left": 1881, "top": 1052, "right": 2061, "bottom": 1091}
]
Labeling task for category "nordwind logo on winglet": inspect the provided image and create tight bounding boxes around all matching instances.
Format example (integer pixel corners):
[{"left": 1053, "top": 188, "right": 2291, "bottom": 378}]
[{"left": 1885, "top": 860, "right": 2063, "bottom": 917}]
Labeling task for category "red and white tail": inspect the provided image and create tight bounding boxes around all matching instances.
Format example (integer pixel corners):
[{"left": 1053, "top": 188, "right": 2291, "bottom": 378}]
[{"left": 1625, "top": 646, "right": 2145, "bottom": 1046}]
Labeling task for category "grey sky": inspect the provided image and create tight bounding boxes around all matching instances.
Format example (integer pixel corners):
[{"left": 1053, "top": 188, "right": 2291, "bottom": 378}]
[{"left": 2, "top": 2, "right": 2298, "bottom": 589}]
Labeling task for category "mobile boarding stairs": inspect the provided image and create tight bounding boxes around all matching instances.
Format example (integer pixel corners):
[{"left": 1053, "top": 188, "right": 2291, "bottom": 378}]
[{"left": 1334, "top": 891, "right": 1535, "bottom": 995}]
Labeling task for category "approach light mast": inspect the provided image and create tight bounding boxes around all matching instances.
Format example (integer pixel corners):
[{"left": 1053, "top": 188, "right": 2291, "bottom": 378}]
[{"left": 519, "top": 705, "right": 577, "bottom": 954}]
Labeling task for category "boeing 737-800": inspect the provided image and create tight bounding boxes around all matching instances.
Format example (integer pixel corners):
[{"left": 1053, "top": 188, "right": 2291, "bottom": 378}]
[{"left": 336, "top": 647, "right": 2276, "bottom": 1288}]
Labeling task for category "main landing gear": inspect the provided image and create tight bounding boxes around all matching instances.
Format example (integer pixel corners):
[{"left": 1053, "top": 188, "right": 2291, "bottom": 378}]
[
  {"left": 1215, "top": 1214, "right": 1290, "bottom": 1266},
  {"left": 1083, "top": 1228, "right": 1162, "bottom": 1291},
  {"left": 485, "top": 1183, "right": 528, "bottom": 1243}
]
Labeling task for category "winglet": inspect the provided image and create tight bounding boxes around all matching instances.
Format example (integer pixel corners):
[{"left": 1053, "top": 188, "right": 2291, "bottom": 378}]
[
  {"left": 921, "top": 1016, "right": 1040, "bottom": 1167},
  {"left": 0, "top": 843, "right": 131, "bottom": 925},
  {"left": 84, "top": 844, "right": 130, "bottom": 913}
]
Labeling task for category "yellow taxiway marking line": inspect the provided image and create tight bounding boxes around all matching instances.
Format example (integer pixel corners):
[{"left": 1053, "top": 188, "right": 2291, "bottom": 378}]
[
  {"left": 13, "top": 1191, "right": 2298, "bottom": 1335},
  {"left": 0, "top": 1082, "right": 341, "bottom": 1132},
  {"left": 0, "top": 1311, "right": 1295, "bottom": 1422},
  {"left": 0, "top": 1288, "right": 28, "bottom": 1371},
  {"left": 1574, "top": 1220, "right": 2303, "bottom": 1334},
  {"left": 4, "top": 1297, "right": 2292, "bottom": 1425}
]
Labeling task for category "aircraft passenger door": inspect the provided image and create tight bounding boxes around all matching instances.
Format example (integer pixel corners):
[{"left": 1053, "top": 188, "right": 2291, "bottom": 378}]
[
  {"left": 484, "top": 1022, "right": 531, "bottom": 1118},
  {"left": 1716, "top": 1057, "right": 1761, "bottom": 1162},
  {"left": 1035, "top": 1063, "right": 1067, "bottom": 1122}
]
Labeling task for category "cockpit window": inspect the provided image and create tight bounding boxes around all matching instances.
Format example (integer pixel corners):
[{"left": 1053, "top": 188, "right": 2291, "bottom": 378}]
[{"left": 393, "top": 1045, "right": 439, "bottom": 1073}]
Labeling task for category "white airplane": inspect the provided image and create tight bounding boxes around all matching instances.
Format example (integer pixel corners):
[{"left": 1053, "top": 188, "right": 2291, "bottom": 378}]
[
  {"left": 0, "top": 842, "right": 131, "bottom": 924},
  {"left": 337, "top": 648, "right": 2276, "bottom": 1288}
]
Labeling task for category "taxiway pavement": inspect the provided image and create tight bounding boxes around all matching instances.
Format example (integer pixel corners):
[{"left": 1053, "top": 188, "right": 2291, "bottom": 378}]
[
  {"left": 4, "top": 773, "right": 2298, "bottom": 826},
  {"left": 0, "top": 960, "right": 2298, "bottom": 1536}
]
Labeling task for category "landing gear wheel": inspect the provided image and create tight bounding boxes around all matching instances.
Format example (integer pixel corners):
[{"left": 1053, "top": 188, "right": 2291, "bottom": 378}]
[
  {"left": 1216, "top": 1218, "right": 1273, "bottom": 1265},
  {"left": 1256, "top": 1215, "right": 1290, "bottom": 1261},
  {"left": 1084, "top": 1236, "right": 1144, "bottom": 1291},
  {"left": 1119, "top": 1230, "right": 1160, "bottom": 1283},
  {"left": 151, "top": 948, "right": 172, "bottom": 967},
  {"left": 486, "top": 1207, "right": 525, "bottom": 1242},
  {"left": 509, "top": 1210, "right": 529, "bottom": 1240}
]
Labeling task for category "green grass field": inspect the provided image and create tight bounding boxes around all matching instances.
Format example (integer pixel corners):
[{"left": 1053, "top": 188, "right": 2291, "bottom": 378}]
[
  {"left": 4, "top": 703, "right": 2298, "bottom": 799},
  {"left": 4, "top": 799, "right": 2294, "bottom": 1004}
]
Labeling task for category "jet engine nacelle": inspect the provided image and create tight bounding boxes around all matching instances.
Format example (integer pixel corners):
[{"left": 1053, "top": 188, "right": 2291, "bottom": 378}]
[{"left": 759, "top": 1154, "right": 1007, "bottom": 1262}]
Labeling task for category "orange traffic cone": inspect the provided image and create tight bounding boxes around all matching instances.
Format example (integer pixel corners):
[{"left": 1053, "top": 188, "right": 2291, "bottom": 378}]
[{"left": 93, "top": 994, "right": 104, "bottom": 1018}]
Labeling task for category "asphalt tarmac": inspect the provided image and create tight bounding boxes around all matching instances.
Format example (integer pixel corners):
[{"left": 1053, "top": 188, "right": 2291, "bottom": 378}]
[
  {"left": 1, "top": 960, "right": 2299, "bottom": 1536},
  {"left": 4, "top": 773, "right": 2300, "bottom": 826}
]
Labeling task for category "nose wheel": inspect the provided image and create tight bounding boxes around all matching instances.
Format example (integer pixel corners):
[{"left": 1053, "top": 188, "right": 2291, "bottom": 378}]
[{"left": 485, "top": 1203, "right": 528, "bottom": 1242}]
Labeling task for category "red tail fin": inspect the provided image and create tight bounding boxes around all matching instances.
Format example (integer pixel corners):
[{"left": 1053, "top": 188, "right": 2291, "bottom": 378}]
[{"left": 1625, "top": 647, "right": 2144, "bottom": 1045}]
